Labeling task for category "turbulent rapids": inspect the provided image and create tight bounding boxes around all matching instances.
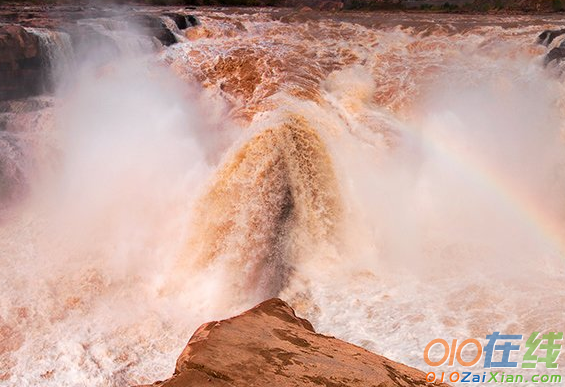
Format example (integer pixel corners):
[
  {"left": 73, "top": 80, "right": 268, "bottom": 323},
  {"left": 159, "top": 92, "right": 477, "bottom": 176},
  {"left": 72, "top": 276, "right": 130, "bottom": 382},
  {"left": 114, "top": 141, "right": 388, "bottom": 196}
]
[
  {"left": 1, "top": 7, "right": 565, "bottom": 387},
  {"left": 181, "top": 115, "right": 342, "bottom": 300}
]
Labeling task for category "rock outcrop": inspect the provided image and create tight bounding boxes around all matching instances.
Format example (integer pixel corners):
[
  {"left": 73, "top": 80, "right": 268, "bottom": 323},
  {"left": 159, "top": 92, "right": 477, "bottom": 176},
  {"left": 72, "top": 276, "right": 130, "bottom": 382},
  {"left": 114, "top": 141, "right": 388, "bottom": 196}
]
[
  {"left": 537, "top": 29, "right": 565, "bottom": 67},
  {"left": 545, "top": 45, "right": 565, "bottom": 66},
  {"left": 538, "top": 29, "right": 565, "bottom": 47},
  {"left": 0, "top": 5, "right": 201, "bottom": 100},
  {"left": 164, "top": 13, "right": 200, "bottom": 29},
  {"left": 125, "top": 14, "right": 177, "bottom": 46},
  {"left": 134, "top": 298, "right": 447, "bottom": 387},
  {"left": 0, "top": 25, "right": 45, "bottom": 100}
]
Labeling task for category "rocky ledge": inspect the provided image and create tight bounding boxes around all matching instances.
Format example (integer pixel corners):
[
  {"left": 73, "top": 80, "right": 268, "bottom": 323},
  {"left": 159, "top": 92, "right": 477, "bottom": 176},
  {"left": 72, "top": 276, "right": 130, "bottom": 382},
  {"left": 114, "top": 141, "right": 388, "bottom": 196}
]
[
  {"left": 135, "top": 298, "right": 447, "bottom": 387},
  {"left": 0, "top": 5, "right": 199, "bottom": 100}
]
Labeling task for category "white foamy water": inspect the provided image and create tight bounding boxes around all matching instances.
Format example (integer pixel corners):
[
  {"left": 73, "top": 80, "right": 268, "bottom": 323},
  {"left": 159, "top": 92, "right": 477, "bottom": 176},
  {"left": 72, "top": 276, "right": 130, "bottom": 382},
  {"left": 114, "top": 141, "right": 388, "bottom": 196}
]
[{"left": 1, "top": 8, "right": 564, "bottom": 387}]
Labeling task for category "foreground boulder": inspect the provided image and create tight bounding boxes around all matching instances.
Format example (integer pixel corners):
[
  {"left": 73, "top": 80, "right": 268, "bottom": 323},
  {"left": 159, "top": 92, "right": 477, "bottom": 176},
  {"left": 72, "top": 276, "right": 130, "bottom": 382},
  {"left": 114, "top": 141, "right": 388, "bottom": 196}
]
[{"left": 135, "top": 298, "right": 447, "bottom": 387}]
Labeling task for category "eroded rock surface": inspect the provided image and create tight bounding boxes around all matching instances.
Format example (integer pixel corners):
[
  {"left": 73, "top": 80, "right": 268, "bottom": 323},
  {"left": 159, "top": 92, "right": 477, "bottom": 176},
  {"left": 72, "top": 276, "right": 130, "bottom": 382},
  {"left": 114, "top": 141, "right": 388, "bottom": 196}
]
[
  {"left": 0, "top": 25, "right": 44, "bottom": 100},
  {"left": 135, "top": 298, "right": 447, "bottom": 387}
]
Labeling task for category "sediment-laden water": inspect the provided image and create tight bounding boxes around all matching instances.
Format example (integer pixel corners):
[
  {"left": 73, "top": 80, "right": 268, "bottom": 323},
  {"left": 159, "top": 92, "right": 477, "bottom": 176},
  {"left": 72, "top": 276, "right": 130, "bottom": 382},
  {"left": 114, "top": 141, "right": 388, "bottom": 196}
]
[{"left": 1, "top": 8, "right": 564, "bottom": 386}]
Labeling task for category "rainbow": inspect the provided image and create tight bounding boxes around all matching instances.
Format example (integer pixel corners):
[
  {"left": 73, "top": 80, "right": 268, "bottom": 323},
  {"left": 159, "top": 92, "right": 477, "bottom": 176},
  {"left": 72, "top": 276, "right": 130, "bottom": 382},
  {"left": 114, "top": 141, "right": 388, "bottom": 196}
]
[{"left": 403, "top": 115, "right": 565, "bottom": 260}]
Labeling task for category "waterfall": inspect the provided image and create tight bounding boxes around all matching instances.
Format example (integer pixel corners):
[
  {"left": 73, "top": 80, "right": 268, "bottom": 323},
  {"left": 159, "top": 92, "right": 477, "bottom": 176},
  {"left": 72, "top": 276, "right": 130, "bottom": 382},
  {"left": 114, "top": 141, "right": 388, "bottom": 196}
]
[
  {"left": 76, "top": 19, "right": 159, "bottom": 55},
  {"left": 24, "top": 27, "right": 74, "bottom": 91},
  {"left": 2, "top": 10, "right": 565, "bottom": 387},
  {"left": 177, "top": 115, "right": 342, "bottom": 302},
  {"left": 161, "top": 16, "right": 188, "bottom": 44}
]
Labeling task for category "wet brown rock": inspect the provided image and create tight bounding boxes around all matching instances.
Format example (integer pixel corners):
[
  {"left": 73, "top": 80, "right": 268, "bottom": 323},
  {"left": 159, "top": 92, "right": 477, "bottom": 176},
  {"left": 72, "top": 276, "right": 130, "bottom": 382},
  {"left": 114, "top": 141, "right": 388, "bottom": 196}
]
[
  {"left": 126, "top": 14, "right": 177, "bottom": 46},
  {"left": 538, "top": 29, "right": 565, "bottom": 46},
  {"left": 133, "top": 298, "right": 448, "bottom": 387},
  {"left": 165, "top": 13, "right": 190, "bottom": 30},
  {"left": 0, "top": 25, "right": 45, "bottom": 100},
  {"left": 164, "top": 13, "right": 199, "bottom": 30},
  {"left": 540, "top": 29, "right": 565, "bottom": 66},
  {"left": 0, "top": 6, "right": 185, "bottom": 100},
  {"left": 544, "top": 45, "right": 565, "bottom": 66}
]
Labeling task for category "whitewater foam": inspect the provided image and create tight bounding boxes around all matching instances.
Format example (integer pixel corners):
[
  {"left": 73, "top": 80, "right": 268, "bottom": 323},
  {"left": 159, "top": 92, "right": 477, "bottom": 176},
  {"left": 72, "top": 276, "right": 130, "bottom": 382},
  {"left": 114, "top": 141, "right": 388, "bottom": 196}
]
[{"left": 1, "top": 8, "right": 565, "bottom": 387}]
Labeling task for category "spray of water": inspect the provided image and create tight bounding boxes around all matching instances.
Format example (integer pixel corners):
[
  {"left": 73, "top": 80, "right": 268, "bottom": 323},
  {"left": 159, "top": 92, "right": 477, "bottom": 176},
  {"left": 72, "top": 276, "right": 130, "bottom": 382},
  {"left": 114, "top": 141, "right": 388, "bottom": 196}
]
[
  {"left": 1, "top": 9, "right": 565, "bottom": 387},
  {"left": 0, "top": 31, "right": 240, "bottom": 385}
]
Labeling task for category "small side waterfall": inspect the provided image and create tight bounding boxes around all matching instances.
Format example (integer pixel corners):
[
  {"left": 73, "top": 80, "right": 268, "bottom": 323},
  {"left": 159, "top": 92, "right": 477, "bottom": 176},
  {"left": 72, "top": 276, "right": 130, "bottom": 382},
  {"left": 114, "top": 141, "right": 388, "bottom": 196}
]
[
  {"left": 161, "top": 16, "right": 188, "bottom": 44},
  {"left": 76, "top": 19, "right": 160, "bottom": 56},
  {"left": 24, "top": 27, "right": 75, "bottom": 91}
]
